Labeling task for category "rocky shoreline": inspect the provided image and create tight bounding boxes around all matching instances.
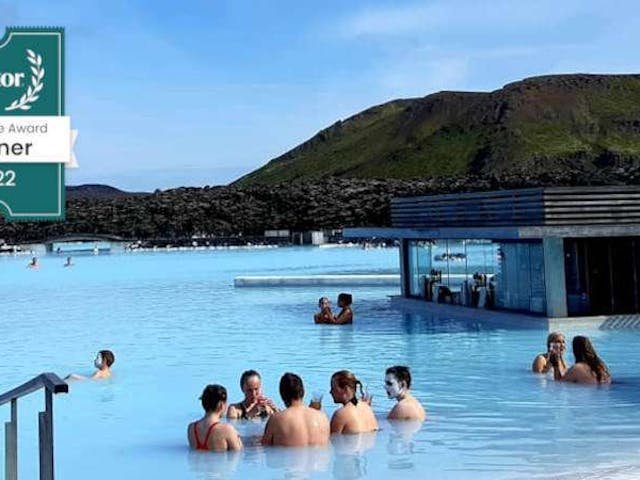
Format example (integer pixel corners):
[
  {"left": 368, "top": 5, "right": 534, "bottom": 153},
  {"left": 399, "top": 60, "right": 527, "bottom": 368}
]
[{"left": 2, "top": 165, "right": 640, "bottom": 244}]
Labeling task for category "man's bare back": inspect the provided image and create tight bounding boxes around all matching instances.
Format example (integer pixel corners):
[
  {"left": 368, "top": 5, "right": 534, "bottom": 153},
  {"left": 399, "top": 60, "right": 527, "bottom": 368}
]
[
  {"left": 263, "top": 402, "right": 330, "bottom": 447},
  {"left": 388, "top": 395, "right": 426, "bottom": 421}
]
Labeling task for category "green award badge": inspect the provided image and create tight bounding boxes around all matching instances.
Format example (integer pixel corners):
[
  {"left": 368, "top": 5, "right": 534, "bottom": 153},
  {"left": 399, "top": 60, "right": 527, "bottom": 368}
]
[{"left": 0, "top": 27, "right": 77, "bottom": 221}]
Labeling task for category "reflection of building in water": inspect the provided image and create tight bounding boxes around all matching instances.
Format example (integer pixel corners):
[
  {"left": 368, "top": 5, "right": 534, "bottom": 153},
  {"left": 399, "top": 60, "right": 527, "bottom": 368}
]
[{"left": 345, "top": 187, "right": 640, "bottom": 320}]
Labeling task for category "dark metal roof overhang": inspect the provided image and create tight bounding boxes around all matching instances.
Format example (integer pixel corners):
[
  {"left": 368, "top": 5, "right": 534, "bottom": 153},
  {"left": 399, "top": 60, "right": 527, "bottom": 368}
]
[{"left": 345, "top": 186, "right": 640, "bottom": 240}]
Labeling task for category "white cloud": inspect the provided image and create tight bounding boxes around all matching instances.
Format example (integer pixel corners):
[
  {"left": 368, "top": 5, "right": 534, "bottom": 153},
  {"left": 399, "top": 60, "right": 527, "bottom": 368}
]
[
  {"left": 340, "top": 3, "right": 444, "bottom": 37},
  {"left": 338, "top": 0, "right": 595, "bottom": 38}
]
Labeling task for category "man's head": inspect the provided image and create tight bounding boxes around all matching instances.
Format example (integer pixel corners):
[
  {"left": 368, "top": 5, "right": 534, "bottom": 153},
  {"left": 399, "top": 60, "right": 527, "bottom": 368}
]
[
  {"left": 385, "top": 366, "right": 411, "bottom": 399},
  {"left": 95, "top": 350, "right": 115, "bottom": 370},
  {"left": 279, "top": 372, "right": 304, "bottom": 407},
  {"left": 337, "top": 293, "right": 352, "bottom": 307}
]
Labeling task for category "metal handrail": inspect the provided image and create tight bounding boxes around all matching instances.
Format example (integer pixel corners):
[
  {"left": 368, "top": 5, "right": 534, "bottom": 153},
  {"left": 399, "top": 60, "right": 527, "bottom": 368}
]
[
  {"left": 0, "top": 373, "right": 68, "bottom": 406},
  {"left": 1, "top": 372, "right": 68, "bottom": 480}
]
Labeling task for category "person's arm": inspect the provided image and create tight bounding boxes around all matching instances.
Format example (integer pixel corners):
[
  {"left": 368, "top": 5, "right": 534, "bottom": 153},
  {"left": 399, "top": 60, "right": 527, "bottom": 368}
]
[
  {"left": 261, "top": 397, "right": 279, "bottom": 413},
  {"left": 225, "top": 425, "right": 243, "bottom": 450},
  {"left": 227, "top": 404, "right": 241, "bottom": 419},
  {"left": 550, "top": 352, "right": 577, "bottom": 382},
  {"left": 64, "top": 373, "right": 87, "bottom": 381},
  {"left": 334, "top": 308, "right": 353, "bottom": 325},
  {"left": 330, "top": 410, "right": 346, "bottom": 434},
  {"left": 186, "top": 423, "right": 194, "bottom": 448},
  {"left": 261, "top": 416, "right": 275, "bottom": 446},
  {"left": 532, "top": 354, "right": 548, "bottom": 373}
]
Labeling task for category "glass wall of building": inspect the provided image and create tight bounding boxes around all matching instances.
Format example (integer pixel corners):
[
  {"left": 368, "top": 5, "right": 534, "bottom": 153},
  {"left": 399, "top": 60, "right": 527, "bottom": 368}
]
[
  {"left": 564, "top": 237, "right": 640, "bottom": 316},
  {"left": 407, "top": 240, "right": 431, "bottom": 297},
  {"left": 493, "top": 241, "right": 546, "bottom": 314},
  {"left": 405, "top": 238, "right": 545, "bottom": 314}
]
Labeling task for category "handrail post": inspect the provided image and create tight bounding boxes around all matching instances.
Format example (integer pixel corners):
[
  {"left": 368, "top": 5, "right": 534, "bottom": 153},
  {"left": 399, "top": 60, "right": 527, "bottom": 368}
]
[
  {"left": 38, "top": 389, "right": 54, "bottom": 480},
  {"left": 5, "top": 398, "right": 18, "bottom": 480}
]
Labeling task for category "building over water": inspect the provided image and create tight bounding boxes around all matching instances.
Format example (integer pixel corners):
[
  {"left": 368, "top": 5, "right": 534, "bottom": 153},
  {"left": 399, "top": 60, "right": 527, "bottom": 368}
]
[{"left": 345, "top": 186, "right": 640, "bottom": 318}]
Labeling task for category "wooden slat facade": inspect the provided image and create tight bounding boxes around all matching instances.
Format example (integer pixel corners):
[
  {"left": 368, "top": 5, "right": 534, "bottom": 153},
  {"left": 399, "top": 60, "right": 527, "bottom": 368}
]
[{"left": 391, "top": 186, "right": 640, "bottom": 228}]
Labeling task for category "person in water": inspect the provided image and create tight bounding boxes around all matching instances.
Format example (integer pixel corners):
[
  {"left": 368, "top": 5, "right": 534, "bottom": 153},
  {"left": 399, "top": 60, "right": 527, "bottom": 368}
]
[
  {"left": 314, "top": 297, "right": 334, "bottom": 324},
  {"left": 550, "top": 335, "right": 611, "bottom": 384},
  {"left": 262, "top": 372, "right": 330, "bottom": 447},
  {"left": 27, "top": 256, "right": 39, "bottom": 269},
  {"left": 65, "top": 350, "right": 115, "bottom": 381},
  {"left": 227, "top": 370, "right": 278, "bottom": 419},
  {"left": 532, "top": 332, "right": 568, "bottom": 375},
  {"left": 328, "top": 370, "right": 378, "bottom": 434},
  {"left": 64, "top": 256, "right": 73, "bottom": 267},
  {"left": 188, "top": 384, "right": 243, "bottom": 451},
  {"left": 385, "top": 366, "right": 426, "bottom": 421},
  {"left": 333, "top": 293, "right": 353, "bottom": 325}
]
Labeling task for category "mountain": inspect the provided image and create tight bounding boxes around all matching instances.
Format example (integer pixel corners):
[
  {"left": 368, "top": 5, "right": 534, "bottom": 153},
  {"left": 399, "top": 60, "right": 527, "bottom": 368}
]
[
  {"left": 234, "top": 74, "right": 640, "bottom": 185},
  {"left": 66, "top": 184, "right": 149, "bottom": 200}
]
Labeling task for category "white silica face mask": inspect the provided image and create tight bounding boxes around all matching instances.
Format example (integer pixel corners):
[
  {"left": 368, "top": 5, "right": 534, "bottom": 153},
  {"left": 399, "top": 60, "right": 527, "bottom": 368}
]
[
  {"left": 94, "top": 353, "right": 103, "bottom": 369},
  {"left": 385, "top": 374, "right": 404, "bottom": 399}
]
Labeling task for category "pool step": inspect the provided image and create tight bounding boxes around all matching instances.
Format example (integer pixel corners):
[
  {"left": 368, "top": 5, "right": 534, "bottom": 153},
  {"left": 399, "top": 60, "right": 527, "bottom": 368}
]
[{"left": 233, "top": 274, "right": 400, "bottom": 287}]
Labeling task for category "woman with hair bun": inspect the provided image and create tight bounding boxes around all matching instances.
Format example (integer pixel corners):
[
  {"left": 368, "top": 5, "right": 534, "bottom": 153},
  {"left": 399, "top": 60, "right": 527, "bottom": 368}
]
[
  {"left": 328, "top": 370, "right": 378, "bottom": 434},
  {"left": 188, "top": 384, "right": 243, "bottom": 451}
]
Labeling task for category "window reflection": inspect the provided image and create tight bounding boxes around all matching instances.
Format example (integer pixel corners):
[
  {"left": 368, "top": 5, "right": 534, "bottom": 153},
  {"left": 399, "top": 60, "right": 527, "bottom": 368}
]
[{"left": 406, "top": 239, "right": 545, "bottom": 315}]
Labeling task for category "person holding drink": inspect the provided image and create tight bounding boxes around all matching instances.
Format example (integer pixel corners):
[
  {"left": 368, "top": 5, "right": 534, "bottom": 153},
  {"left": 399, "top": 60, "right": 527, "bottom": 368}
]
[
  {"left": 532, "top": 332, "right": 568, "bottom": 375},
  {"left": 227, "top": 370, "right": 279, "bottom": 420}
]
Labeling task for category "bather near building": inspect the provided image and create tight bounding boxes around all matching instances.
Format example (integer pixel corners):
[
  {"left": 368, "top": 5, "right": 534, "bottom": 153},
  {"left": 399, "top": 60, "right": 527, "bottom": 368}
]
[{"left": 345, "top": 186, "right": 640, "bottom": 318}]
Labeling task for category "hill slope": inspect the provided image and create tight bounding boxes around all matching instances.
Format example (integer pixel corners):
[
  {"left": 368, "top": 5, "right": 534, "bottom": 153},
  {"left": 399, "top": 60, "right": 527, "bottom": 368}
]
[{"left": 235, "top": 74, "right": 640, "bottom": 185}]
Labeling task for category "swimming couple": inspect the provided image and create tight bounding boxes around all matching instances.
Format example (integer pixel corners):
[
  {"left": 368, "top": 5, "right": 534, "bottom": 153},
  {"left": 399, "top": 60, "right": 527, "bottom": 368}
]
[
  {"left": 532, "top": 333, "right": 611, "bottom": 384},
  {"left": 188, "top": 366, "right": 425, "bottom": 451},
  {"left": 314, "top": 293, "right": 353, "bottom": 325}
]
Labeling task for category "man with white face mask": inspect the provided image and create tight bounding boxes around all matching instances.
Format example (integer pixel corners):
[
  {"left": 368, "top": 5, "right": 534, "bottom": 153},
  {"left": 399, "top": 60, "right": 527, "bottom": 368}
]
[
  {"left": 65, "top": 349, "right": 115, "bottom": 381},
  {"left": 384, "top": 366, "right": 426, "bottom": 421}
]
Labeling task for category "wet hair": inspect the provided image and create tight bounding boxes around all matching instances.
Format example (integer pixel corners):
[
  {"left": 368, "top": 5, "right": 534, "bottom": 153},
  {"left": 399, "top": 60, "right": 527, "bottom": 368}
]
[
  {"left": 572, "top": 336, "right": 610, "bottom": 383},
  {"left": 331, "top": 370, "right": 363, "bottom": 405},
  {"left": 200, "top": 384, "right": 227, "bottom": 412},
  {"left": 279, "top": 372, "right": 304, "bottom": 407},
  {"left": 385, "top": 366, "right": 411, "bottom": 389},
  {"left": 338, "top": 293, "right": 352, "bottom": 306},
  {"left": 99, "top": 350, "right": 115, "bottom": 367},
  {"left": 240, "top": 370, "right": 261, "bottom": 389},
  {"left": 546, "top": 332, "right": 565, "bottom": 350},
  {"left": 318, "top": 296, "right": 329, "bottom": 307}
]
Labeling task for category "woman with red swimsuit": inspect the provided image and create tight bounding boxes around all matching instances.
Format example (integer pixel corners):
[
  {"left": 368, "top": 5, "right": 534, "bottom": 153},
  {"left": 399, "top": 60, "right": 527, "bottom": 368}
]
[{"left": 188, "top": 384, "right": 243, "bottom": 451}]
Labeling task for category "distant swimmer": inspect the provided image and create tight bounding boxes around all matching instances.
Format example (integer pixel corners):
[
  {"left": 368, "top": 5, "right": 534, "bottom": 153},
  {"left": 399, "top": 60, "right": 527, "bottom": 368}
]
[
  {"left": 262, "top": 372, "right": 330, "bottom": 447},
  {"left": 314, "top": 297, "right": 334, "bottom": 324},
  {"left": 550, "top": 335, "right": 611, "bottom": 384},
  {"left": 333, "top": 293, "right": 353, "bottom": 325},
  {"left": 227, "top": 370, "right": 278, "bottom": 420},
  {"left": 188, "top": 384, "right": 243, "bottom": 451},
  {"left": 385, "top": 366, "right": 426, "bottom": 421},
  {"left": 65, "top": 349, "right": 115, "bottom": 381},
  {"left": 64, "top": 256, "right": 74, "bottom": 267},
  {"left": 328, "top": 370, "right": 378, "bottom": 434},
  {"left": 532, "top": 332, "right": 567, "bottom": 375},
  {"left": 27, "top": 256, "right": 39, "bottom": 269}
]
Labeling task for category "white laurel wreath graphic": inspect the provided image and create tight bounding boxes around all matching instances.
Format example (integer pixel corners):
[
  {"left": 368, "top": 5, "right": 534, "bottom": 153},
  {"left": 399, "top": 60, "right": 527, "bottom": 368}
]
[{"left": 4, "top": 49, "right": 45, "bottom": 111}]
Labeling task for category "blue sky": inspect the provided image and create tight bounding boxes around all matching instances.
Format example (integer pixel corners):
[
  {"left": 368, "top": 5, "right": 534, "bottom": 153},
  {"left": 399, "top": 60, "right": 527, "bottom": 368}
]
[{"left": 2, "top": 0, "right": 639, "bottom": 190}]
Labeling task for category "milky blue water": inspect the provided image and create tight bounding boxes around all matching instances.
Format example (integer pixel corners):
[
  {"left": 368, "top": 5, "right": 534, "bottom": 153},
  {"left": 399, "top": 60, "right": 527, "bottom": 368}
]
[{"left": 1, "top": 246, "right": 640, "bottom": 479}]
